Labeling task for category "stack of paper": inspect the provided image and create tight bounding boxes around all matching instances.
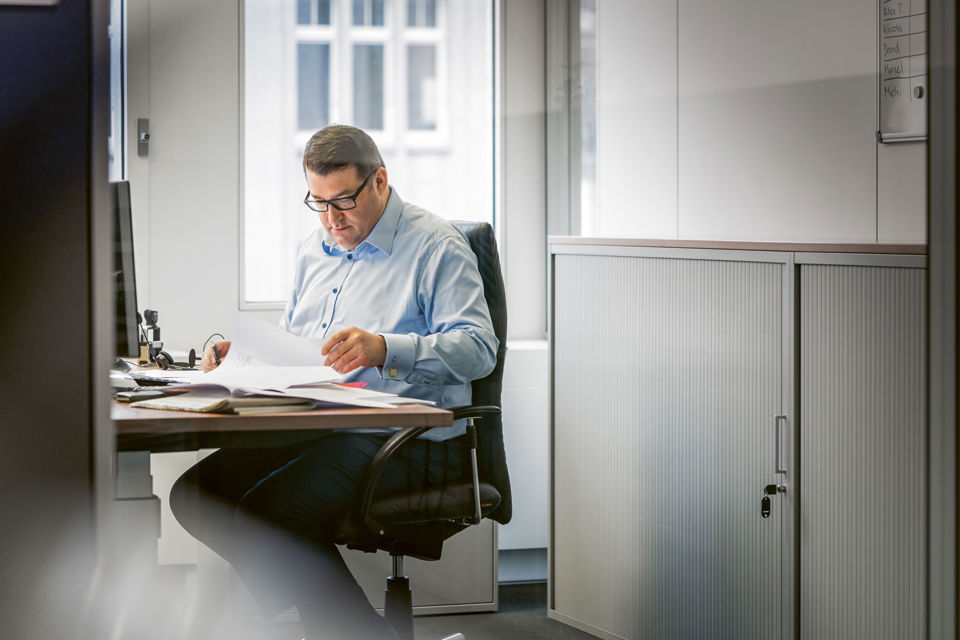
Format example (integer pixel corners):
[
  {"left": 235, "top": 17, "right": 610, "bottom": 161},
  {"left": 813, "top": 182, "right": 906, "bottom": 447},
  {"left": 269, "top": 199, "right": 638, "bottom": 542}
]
[
  {"left": 133, "top": 389, "right": 318, "bottom": 415},
  {"left": 129, "top": 315, "right": 434, "bottom": 414}
]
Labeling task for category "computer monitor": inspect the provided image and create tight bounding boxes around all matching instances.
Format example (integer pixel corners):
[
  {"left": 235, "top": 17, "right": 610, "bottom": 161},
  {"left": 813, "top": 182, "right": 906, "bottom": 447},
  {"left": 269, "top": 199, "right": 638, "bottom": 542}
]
[{"left": 112, "top": 180, "right": 140, "bottom": 359}]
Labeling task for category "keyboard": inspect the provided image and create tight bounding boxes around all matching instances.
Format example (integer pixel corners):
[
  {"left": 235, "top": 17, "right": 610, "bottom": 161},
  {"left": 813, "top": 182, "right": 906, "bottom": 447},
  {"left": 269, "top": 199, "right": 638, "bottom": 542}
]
[
  {"left": 128, "top": 374, "right": 174, "bottom": 386},
  {"left": 115, "top": 388, "right": 169, "bottom": 402}
]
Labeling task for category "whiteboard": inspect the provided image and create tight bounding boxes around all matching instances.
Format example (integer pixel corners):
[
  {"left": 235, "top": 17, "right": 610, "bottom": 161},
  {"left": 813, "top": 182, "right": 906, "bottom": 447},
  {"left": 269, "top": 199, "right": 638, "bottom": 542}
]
[{"left": 879, "top": 0, "right": 928, "bottom": 142}]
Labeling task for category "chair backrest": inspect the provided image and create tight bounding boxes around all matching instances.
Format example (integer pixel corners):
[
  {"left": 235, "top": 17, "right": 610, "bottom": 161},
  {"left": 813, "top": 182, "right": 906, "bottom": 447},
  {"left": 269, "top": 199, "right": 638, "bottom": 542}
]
[{"left": 451, "top": 221, "right": 511, "bottom": 525}]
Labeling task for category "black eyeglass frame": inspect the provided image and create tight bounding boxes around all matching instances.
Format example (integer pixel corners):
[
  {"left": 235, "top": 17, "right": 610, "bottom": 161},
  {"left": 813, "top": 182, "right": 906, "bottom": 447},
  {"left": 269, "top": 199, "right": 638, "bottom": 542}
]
[{"left": 303, "top": 168, "right": 379, "bottom": 213}]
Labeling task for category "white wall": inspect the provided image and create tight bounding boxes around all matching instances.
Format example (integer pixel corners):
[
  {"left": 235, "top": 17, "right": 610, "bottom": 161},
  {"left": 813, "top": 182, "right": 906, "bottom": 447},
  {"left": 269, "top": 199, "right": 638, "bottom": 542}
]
[
  {"left": 499, "top": 341, "right": 549, "bottom": 550},
  {"left": 591, "top": 0, "right": 926, "bottom": 244},
  {"left": 594, "top": 0, "right": 676, "bottom": 238},
  {"left": 501, "top": 0, "right": 547, "bottom": 340},
  {"left": 127, "top": 0, "right": 241, "bottom": 351}
]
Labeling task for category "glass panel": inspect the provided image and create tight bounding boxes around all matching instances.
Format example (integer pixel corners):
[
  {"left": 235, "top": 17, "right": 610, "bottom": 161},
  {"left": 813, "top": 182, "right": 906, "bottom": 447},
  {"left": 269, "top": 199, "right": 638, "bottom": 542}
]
[
  {"left": 424, "top": 0, "right": 436, "bottom": 27},
  {"left": 353, "top": 44, "right": 384, "bottom": 129},
  {"left": 298, "top": 43, "right": 330, "bottom": 130},
  {"left": 352, "top": 0, "right": 384, "bottom": 26},
  {"left": 371, "top": 0, "right": 385, "bottom": 25},
  {"left": 407, "top": 44, "right": 437, "bottom": 130},
  {"left": 297, "top": 0, "right": 311, "bottom": 24},
  {"left": 407, "top": 0, "right": 416, "bottom": 26},
  {"left": 579, "top": 0, "right": 598, "bottom": 233},
  {"left": 108, "top": 0, "right": 124, "bottom": 181},
  {"left": 317, "top": 0, "right": 331, "bottom": 25},
  {"left": 407, "top": 0, "right": 435, "bottom": 27}
]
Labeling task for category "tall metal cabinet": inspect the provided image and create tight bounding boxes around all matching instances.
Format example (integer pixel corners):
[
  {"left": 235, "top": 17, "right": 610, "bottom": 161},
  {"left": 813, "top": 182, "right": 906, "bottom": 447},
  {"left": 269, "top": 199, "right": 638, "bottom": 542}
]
[{"left": 549, "top": 240, "right": 925, "bottom": 640}]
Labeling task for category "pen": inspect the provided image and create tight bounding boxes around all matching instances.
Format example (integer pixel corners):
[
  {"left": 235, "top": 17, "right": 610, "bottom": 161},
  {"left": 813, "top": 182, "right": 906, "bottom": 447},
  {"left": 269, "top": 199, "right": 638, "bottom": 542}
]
[{"left": 211, "top": 344, "right": 221, "bottom": 366}]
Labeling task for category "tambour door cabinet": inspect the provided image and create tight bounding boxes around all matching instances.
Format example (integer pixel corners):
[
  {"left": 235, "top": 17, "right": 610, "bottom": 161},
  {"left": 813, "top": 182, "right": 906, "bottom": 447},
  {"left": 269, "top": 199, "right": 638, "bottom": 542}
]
[{"left": 548, "top": 239, "right": 925, "bottom": 640}]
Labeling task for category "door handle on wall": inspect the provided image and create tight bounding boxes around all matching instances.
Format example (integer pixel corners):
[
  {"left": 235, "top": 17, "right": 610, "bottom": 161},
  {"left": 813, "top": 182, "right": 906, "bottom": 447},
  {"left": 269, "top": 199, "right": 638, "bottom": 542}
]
[
  {"left": 137, "top": 118, "right": 150, "bottom": 157},
  {"left": 774, "top": 414, "right": 787, "bottom": 474}
]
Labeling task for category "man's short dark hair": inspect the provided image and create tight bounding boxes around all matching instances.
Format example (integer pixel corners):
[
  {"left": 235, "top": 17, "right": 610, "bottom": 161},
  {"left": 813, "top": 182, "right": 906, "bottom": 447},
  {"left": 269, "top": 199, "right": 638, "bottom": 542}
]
[{"left": 303, "top": 124, "right": 385, "bottom": 179}]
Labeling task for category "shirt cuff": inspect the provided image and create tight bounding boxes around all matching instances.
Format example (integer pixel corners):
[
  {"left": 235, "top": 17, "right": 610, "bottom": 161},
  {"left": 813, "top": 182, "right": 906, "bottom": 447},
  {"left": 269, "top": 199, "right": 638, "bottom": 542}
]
[{"left": 380, "top": 333, "right": 416, "bottom": 380}]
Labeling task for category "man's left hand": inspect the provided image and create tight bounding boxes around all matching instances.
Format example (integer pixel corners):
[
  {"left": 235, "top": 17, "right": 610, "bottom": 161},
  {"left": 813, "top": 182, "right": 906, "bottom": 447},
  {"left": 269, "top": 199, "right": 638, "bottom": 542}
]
[{"left": 321, "top": 327, "right": 387, "bottom": 374}]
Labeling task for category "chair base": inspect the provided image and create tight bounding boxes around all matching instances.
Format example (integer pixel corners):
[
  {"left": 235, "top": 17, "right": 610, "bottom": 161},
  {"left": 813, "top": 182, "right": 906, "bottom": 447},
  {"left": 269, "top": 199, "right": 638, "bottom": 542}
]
[{"left": 384, "top": 575, "right": 413, "bottom": 640}]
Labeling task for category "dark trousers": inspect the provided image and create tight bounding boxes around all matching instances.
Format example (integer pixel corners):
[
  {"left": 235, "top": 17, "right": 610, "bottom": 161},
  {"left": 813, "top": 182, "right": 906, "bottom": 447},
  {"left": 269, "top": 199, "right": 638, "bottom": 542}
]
[{"left": 169, "top": 432, "right": 465, "bottom": 640}]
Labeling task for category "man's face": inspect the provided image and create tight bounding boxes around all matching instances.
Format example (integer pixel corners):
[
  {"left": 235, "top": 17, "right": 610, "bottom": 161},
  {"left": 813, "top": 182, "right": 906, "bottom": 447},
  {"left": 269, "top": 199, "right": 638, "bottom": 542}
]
[{"left": 306, "top": 166, "right": 388, "bottom": 250}]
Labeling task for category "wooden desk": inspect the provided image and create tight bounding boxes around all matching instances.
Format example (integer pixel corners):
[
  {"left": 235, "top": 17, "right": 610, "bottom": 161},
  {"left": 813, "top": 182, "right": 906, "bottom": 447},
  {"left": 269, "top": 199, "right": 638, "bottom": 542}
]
[
  {"left": 110, "top": 400, "right": 495, "bottom": 618},
  {"left": 113, "top": 402, "right": 454, "bottom": 452}
]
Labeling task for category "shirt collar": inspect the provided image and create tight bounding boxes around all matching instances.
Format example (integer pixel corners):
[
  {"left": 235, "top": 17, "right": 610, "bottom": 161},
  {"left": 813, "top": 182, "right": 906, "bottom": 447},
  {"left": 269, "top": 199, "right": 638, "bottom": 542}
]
[
  {"left": 320, "top": 187, "right": 402, "bottom": 256},
  {"left": 363, "top": 188, "right": 402, "bottom": 255}
]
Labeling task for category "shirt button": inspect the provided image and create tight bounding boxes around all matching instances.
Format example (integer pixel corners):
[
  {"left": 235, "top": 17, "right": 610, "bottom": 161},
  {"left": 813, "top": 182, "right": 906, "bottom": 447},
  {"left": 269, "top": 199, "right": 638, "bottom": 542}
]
[
  {"left": 322, "top": 322, "right": 327, "bottom": 328},
  {"left": 332, "top": 288, "right": 338, "bottom": 293},
  {"left": 347, "top": 253, "right": 353, "bottom": 260}
]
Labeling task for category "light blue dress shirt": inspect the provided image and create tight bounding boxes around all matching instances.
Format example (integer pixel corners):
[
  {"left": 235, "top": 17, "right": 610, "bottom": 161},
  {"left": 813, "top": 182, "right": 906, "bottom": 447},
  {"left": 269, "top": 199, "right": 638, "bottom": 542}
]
[{"left": 280, "top": 188, "right": 499, "bottom": 441}]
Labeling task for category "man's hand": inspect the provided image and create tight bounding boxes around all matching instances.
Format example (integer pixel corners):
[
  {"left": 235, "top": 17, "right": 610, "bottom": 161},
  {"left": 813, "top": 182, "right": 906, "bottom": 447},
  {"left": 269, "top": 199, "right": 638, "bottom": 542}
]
[
  {"left": 322, "top": 327, "right": 387, "bottom": 375},
  {"left": 200, "top": 340, "right": 231, "bottom": 372}
]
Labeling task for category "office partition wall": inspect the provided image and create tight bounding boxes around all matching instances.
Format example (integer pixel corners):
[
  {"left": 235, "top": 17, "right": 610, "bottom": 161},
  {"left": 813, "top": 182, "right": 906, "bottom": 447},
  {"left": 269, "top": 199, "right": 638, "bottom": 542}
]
[{"left": 0, "top": 0, "right": 113, "bottom": 636}]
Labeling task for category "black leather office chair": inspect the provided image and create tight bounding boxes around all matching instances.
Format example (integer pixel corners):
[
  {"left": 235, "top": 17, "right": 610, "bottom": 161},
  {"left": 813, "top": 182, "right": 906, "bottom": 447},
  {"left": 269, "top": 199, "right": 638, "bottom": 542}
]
[{"left": 333, "top": 221, "right": 511, "bottom": 640}]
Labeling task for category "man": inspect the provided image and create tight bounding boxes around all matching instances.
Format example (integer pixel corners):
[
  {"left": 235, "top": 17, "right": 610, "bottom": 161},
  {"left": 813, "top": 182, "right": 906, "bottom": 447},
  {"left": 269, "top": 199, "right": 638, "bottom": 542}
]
[{"left": 170, "top": 125, "right": 498, "bottom": 639}]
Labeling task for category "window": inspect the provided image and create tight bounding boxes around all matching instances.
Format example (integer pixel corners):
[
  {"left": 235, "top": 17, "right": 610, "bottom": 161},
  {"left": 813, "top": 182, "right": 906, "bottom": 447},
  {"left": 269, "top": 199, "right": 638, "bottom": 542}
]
[
  {"left": 108, "top": 0, "right": 125, "bottom": 181},
  {"left": 298, "top": 0, "right": 332, "bottom": 25},
  {"left": 407, "top": 0, "right": 436, "bottom": 27},
  {"left": 407, "top": 44, "right": 436, "bottom": 130},
  {"left": 297, "top": 43, "right": 331, "bottom": 129},
  {"left": 352, "top": 0, "right": 385, "bottom": 26},
  {"left": 243, "top": 0, "right": 494, "bottom": 304},
  {"left": 353, "top": 44, "right": 384, "bottom": 129}
]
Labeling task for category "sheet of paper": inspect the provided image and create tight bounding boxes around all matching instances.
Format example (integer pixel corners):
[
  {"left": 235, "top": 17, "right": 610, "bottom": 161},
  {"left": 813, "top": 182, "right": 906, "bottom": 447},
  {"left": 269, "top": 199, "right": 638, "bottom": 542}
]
[
  {"left": 150, "top": 315, "right": 342, "bottom": 392},
  {"left": 169, "top": 365, "right": 341, "bottom": 392},
  {"left": 288, "top": 383, "right": 436, "bottom": 406},
  {"left": 286, "top": 382, "right": 437, "bottom": 406},
  {"left": 225, "top": 313, "right": 330, "bottom": 367},
  {"left": 251, "top": 386, "right": 399, "bottom": 409}
]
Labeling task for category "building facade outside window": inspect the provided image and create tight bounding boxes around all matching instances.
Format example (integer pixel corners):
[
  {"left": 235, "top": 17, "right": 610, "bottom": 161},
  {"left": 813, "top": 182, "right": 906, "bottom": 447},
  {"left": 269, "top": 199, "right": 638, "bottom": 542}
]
[{"left": 244, "top": 0, "right": 493, "bottom": 304}]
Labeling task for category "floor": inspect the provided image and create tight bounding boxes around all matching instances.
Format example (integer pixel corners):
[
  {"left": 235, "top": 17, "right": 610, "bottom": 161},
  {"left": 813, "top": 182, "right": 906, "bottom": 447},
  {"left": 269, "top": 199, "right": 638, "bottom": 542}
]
[
  {"left": 235, "top": 582, "right": 599, "bottom": 640},
  {"left": 412, "top": 582, "right": 598, "bottom": 640},
  {"left": 91, "top": 560, "right": 597, "bottom": 640}
]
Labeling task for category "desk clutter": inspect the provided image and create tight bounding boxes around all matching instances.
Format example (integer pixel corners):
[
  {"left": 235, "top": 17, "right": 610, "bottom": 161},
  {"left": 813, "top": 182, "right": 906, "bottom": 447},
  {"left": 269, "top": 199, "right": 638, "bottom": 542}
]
[
  {"left": 112, "top": 315, "right": 435, "bottom": 414},
  {"left": 113, "top": 364, "right": 433, "bottom": 415}
]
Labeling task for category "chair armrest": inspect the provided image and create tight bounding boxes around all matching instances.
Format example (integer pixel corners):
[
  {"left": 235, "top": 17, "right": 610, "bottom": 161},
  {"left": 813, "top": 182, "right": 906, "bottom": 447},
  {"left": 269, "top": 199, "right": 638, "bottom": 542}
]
[
  {"left": 356, "top": 426, "right": 430, "bottom": 532},
  {"left": 354, "top": 405, "right": 501, "bottom": 533},
  {"left": 450, "top": 404, "right": 501, "bottom": 421}
]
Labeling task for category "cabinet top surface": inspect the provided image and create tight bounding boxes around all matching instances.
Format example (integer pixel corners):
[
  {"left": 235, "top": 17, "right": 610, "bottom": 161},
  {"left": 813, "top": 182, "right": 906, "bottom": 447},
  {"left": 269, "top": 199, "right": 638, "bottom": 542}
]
[{"left": 548, "top": 237, "right": 927, "bottom": 255}]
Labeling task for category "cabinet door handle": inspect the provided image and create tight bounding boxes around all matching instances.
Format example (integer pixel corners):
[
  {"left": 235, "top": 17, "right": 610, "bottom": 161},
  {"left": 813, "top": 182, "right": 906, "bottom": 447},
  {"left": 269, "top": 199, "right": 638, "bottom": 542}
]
[{"left": 774, "top": 414, "right": 787, "bottom": 474}]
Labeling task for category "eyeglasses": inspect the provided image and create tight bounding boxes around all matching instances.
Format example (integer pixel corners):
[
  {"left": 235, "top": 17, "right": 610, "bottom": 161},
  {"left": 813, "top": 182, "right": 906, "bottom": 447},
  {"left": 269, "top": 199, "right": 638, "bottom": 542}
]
[{"left": 303, "top": 168, "right": 378, "bottom": 213}]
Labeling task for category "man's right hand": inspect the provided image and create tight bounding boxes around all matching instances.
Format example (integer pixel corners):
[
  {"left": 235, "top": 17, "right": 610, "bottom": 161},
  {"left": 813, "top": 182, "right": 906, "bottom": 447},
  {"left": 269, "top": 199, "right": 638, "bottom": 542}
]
[{"left": 200, "top": 340, "right": 231, "bottom": 372}]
